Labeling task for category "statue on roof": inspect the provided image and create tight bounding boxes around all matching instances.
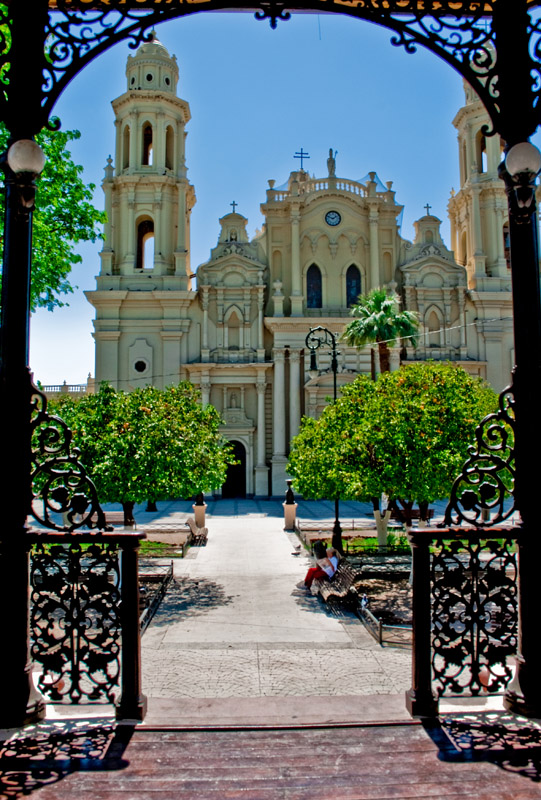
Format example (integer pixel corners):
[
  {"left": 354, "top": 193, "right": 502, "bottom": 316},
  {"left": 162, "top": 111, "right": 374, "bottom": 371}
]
[{"left": 327, "top": 148, "right": 337, "bottom": 178}]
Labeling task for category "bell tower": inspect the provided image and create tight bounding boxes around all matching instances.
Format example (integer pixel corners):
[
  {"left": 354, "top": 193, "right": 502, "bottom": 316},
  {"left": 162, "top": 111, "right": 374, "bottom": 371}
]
[
  {"left": 86, "top": 35, "right": 196, "bottom": 389},
  {"left": 448, "top": 81, "right": 509, "bottom": 290}
]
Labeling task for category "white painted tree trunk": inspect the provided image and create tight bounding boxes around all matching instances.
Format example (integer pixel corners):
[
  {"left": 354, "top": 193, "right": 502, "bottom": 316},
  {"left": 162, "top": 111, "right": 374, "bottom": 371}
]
[{"left": 374, "top": 509, "right": 392, "bottom": 546}]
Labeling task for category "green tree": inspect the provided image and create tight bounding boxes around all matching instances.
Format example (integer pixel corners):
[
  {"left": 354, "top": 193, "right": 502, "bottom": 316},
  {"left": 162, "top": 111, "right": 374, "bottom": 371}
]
[
  {"left": 0, "top": 124, "right": 107, "bottom": 311},
  {"left": 49, "top": 382, "right": 235, "bottom": 524},
  {"left": 342, "top": 287, "right": 419, "bottom": 375},
  {"left": 288, "top": 363, "right": 498, "bottom": 542}
]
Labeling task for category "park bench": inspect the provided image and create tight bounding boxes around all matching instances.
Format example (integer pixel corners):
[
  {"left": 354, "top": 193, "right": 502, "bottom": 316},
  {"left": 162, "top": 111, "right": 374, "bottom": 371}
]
[
  {"left": 311, "top": 559, "right": 364, "bottom": 605},
  {"left": 140, "top": 524, "right": 192, "bottom": 557},
  {"left": 105, "top": 511, "right": 136, "bottom": 528},
  {"left": 185, "top": 517, "right": 208, "bottom": 546}
]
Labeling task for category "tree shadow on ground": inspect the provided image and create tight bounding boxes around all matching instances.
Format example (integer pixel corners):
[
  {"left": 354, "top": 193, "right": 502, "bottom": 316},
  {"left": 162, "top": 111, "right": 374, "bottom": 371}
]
[
  {"left": 0, "top": 720, "right": 132, "bottom": 799},
  {"left": 425, "top": 712, "right": 541, "bottom": 783},
  {"left": 148, "top": 578, "right": 235, "bottom": 626}
]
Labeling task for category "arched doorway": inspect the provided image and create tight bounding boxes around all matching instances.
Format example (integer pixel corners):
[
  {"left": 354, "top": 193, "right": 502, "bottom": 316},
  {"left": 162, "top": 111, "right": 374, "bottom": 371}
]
[{"left": 221, "top": 440, "right": 247, "bottom": 498}]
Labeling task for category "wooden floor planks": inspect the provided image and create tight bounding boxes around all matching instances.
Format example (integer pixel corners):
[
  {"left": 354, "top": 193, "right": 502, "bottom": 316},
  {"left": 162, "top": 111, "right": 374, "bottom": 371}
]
[{"left": 2, "top": 721, "right": 541, "bottom": 799}]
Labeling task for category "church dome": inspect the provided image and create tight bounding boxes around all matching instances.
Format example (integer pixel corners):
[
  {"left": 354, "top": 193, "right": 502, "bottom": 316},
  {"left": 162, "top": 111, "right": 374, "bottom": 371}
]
[{"left": 126, "top": 32, "right": 179, "bottom": 94}]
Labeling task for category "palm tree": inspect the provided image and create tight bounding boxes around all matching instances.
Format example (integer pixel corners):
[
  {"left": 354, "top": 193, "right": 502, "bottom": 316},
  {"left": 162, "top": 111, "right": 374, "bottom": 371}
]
[{"left": 342, "top": 287, "right": 419, "bottom": 375}]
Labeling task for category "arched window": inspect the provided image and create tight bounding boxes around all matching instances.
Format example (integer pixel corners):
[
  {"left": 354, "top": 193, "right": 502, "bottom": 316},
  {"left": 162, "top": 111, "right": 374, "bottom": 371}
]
[
  {"left": 306, "top": 264, "right": 322, "bottom": 309},
  {"left": 165, "top": 125, "right": 174, "bottom": 171},
  {"left": 142, "top": 123, "right": 153, "bottom": 166},
  {"left": 346, "top": 265, "right": 361, "bottom": 308},
  {"left": 122, "top": 125, "right": 130, "bottom": 170},
  {"left": 136, "top": 219, "right": 154, "bottom": 270},
  {"left": 503, "top": 222, "right": 511, "bottom": 269},
  {"left": 475, "top": 129, "right": 487, "bottom": 174}
]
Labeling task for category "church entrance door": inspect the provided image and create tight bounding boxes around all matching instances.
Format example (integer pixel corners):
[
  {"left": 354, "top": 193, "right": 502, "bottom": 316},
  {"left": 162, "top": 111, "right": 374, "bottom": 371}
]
[{"left": 222, "top": 441, "right": 247, "bottom": 498}]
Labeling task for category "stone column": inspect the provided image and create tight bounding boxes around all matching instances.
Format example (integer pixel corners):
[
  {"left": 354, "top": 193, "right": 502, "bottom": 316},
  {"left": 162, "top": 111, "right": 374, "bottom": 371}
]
[
  {"left": 290, "top": 208, "right": 303, "bottom": 316},
  {"left": 129, "top": 111, "right": 138, "bottom": 170},
  {"left": 289, "top": 350, "right": 301, "bottom": 439},
  {"left": 271, "top": 348, "right": 287, "bottom": 495},
  {"left": 471, "top": 186, "right": 486, "bottom": 278},
  {"left": 495, "top": 206, "right": 508, "bottom": 276},
  {"left": 255, "top": 380, "right": 269, "bottom": 496},
  {"left": 174, "top": 184, "right": 187, "bottom": 276},
  {"left": 369, "top": 205, "right": 380, "bottom": 289}
]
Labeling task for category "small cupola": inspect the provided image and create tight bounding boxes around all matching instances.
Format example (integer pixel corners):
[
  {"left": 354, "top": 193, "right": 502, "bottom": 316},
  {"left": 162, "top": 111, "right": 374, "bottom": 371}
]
[
  {"left": 126, "top": 32, "right": 179, "bottom": 94},
  {"left": 217, "top": 211, "right": 250, "bottom": 244}
]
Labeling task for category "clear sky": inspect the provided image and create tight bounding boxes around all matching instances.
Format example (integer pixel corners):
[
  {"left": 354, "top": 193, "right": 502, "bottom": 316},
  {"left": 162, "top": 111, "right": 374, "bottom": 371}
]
[{"left": 28, "top": 11, "right": 509, "bottom": 385}]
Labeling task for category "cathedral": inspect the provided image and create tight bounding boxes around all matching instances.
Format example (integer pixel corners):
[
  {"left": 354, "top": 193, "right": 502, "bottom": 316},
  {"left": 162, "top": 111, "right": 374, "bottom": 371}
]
[{"left": 85, "top": 35, "right": 514, "bottom": 498}]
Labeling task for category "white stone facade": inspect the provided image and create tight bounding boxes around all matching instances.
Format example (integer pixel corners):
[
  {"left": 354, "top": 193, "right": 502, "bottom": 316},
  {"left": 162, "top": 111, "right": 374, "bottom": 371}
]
[{"left": 86, "top": 38, "right": 516, "bottom": 497}]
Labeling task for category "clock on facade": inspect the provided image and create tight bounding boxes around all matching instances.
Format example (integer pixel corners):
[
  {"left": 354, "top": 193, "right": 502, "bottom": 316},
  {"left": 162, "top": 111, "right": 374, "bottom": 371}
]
[{"left": 325, "top": 210, "right": 341, "bottom": 226}]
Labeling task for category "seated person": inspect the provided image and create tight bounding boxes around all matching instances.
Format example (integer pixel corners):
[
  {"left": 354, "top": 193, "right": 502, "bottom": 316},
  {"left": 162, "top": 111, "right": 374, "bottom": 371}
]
[{"left": 300, "top": 541, "right": 339, "bottom": 589}]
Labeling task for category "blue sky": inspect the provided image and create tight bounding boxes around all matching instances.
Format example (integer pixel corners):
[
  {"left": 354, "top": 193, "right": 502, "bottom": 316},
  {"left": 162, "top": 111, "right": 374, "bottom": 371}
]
[{"left": 29, "top": 11, "right": 492, "bottom": 384}]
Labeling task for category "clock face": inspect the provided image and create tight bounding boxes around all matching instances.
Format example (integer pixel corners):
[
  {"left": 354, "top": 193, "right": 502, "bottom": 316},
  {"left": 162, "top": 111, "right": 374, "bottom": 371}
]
[{"left": 325, "top": 210, "right": 341, "bottom": 227}]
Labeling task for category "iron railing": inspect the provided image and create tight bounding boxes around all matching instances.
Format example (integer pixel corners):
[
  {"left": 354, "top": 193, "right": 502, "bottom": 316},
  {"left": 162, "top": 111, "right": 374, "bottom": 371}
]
[
  {"left": 28, "top": 530, "right": 147, "bottom": 721},
  {"left": 406, "top": 527, "right": 518, "bottom": 717}
]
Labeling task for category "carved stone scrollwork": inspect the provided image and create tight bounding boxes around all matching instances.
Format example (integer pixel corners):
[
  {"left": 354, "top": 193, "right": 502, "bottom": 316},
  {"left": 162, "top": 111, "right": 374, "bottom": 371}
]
[
  {"left": 30, "top": 383, "right": 110, "bottom": 532},
  {"left": 431, "top": 533, "right": 517, "bottom": 698},
  {"left": 40, "top": 4, "right": 171, "bottom": 128},
  {"left": 30, "top": 541, "right": 121, "bottom": 704},
  {"left": 444, "top": 385, "right": 515, "bottom": 527}
]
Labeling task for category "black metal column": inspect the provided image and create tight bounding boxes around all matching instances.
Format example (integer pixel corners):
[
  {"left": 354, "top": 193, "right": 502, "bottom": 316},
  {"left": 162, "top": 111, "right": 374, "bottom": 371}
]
[
  {"left": 494, "top": 0, "right": 541, "bottom": 717},
  {"left": 405, "top": 531, "right": 438, "bottom": 717},
  {"left": 0, "top": 2, "right": 49, "bottom": 727}
]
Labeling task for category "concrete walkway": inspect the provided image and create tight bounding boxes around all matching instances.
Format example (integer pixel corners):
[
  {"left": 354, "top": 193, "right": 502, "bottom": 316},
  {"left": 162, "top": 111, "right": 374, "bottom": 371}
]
[{"left": 133, "top": 498, "right": 421, "bottom": 725}]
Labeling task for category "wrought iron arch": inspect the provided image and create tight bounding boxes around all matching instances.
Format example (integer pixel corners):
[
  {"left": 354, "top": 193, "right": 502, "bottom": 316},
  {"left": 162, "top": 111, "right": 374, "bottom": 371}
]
[{"left": 1, "top": 3, "right": 541, "bottom": 145}]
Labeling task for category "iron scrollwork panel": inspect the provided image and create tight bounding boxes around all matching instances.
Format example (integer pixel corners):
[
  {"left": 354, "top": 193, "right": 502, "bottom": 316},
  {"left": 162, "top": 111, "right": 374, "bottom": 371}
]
[
  {"left": 0, "top": 1, "right": 537, "bottom": 146},
  {"left": 30, "top": 541, "right": 121, "bottom": 704},
  {"left": 444, "top": 386, "right": 515, "bottom": 527},
  {"left": 431, "top": 535, "right": 517, "bottom": 698},
  {"left": 31, "top": 382, "right": 110, "bottom": 531}
]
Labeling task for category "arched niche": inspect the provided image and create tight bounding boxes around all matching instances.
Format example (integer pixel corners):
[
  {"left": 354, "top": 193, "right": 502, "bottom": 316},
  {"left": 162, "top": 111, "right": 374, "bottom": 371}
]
[{"left": 425, "top": 306, "right": 444, "bottom": 348}]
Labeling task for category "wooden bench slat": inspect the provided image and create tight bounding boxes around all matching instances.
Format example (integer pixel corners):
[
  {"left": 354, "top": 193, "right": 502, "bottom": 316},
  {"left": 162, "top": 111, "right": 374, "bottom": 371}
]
[{"left": 311, "top": 559, "right": 363, "bottom": 604}]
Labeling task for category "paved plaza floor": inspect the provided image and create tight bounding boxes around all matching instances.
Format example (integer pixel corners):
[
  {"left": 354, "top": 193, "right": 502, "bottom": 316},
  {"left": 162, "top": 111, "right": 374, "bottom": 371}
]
[{"left": 131, "top": 497, "right": 426, "bottom": 724}]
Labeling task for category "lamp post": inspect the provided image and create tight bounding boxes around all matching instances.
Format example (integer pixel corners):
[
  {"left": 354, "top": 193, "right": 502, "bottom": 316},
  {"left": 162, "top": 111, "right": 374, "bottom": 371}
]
[
  {"left": 0, "top": 138, "right": 47, "bottom": 726},
  {"left": 498, "top": 142, "right": 541, "bottom": 717},
  {"left": 305, "top": 325, "right": 344, "bottom": 555}
]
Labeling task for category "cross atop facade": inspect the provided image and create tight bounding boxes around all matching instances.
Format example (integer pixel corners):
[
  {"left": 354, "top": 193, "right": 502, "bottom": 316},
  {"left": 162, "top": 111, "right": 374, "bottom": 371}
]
[
  {"left": 424, "top": 203, "right": 432, "bottom": 215},
  {"left": 230, "top": 200, "right": 238, "bottom": 213},
  {"left": 294, "top": 148, "right": 310, "bottom": 170}
]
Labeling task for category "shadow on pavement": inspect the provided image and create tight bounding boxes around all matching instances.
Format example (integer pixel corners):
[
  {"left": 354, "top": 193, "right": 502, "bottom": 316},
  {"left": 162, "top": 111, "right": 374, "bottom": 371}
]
[
  {"left": 149, "top": 578, "right": 235, "bottom": 625},
  {"left": 0, "top": 720, "right": 133, "bottom": 798},
  {"left": 425, "top": 712, "right": 541, "bottom": 783}
]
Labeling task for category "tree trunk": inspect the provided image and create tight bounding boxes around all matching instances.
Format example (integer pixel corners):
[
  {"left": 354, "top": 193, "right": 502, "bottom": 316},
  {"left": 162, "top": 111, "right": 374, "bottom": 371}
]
[
  {"left": 378, "top": 341, "right": 391, "bottom": 373},
  {"left": 122, "top": 500, "right": 136, "bottom": 527},
  {"left": 418, "top": 500, "right": 429, "bottom": 526},
  {"left": 374, "top": 509, "right": 392, "bottom": 547},
  {"left": 145, "top": 500, "right": 157, "bottom": 512}
]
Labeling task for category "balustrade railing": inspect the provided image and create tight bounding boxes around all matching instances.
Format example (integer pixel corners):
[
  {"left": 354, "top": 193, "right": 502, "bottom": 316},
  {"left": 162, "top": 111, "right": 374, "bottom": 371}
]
[
  {"left": 28, "top": 530, "right": 147, "bottom": 721},
  {"left": 406, "top": 527, "right": 518, "bottom": 717}
]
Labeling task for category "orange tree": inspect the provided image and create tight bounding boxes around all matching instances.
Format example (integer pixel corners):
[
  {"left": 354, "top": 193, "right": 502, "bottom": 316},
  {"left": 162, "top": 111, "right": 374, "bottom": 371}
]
[
  {"left": 49, "top": 382, "right": 234, "bottom": 524},
  {"left": 288, "top": 362, "right": 498, "bottom": 538}
]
